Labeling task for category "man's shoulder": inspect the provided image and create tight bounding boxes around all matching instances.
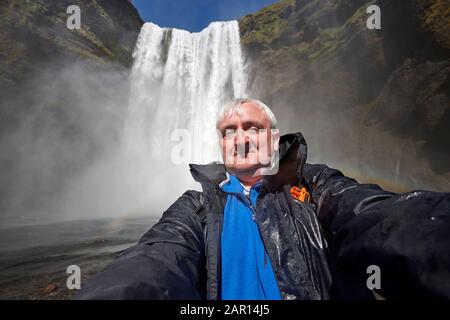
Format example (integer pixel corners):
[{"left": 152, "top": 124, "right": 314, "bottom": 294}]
[
  {"left": 181, "top": 190, "right": 204, "bottom": 206},
  {"left": 302, "top": 163, "right": 344, "bottom": 184},
  {"left": 165, "top": 190, "right": 204, "bottom": 216}
]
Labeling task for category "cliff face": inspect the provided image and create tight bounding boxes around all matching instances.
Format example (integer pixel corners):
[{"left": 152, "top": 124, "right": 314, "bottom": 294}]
[
  {"left": 239, "top": 0, "right": 450, "bottom": 191},
  {"left": 0, "top": 0, "right": 143, "bottom": 88}
]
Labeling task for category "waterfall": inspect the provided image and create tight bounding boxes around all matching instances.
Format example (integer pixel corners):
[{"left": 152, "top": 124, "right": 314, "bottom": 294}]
[
  {"left": 118, "top": 20, "right": 248, "bottom": 215},
  {"left": 125, "top": 21, "right": 247, "bottom": 163},
  {"left": 34, "top": 20, "right": 248, "bottom": 223}
]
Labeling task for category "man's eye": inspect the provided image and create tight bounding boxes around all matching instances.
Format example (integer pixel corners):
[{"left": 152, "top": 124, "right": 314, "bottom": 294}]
[
  {"left": 223, "top": 129, "right": 236, "bottom": 139},
  {"left": 247, "top": 127, "right": 259, "bottom": 135}
]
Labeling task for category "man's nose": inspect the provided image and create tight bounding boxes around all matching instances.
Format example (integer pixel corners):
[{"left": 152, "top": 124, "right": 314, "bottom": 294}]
[{"left": 234, "top": 129, "right": 249, "bottom": 145}]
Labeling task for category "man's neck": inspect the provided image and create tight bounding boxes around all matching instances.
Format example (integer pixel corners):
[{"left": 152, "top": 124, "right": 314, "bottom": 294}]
[{"left": 236, "top": 175, "right": 262, "bottom": 189}]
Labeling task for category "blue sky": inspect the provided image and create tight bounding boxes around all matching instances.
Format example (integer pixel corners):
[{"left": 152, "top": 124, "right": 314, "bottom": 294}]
[{"left": 131, "top": 0, "right": 279, "bottom": 32}]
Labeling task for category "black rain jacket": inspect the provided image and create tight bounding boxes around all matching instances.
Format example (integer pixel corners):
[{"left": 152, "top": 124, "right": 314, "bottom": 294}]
[{"left": 75, "top": 132, "right": 450, "bottom": 300}]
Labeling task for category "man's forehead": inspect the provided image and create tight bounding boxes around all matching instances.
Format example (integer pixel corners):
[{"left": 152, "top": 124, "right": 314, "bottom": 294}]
[
  {"left": 241, "top": 102, "right": 266, "bottom": 115},
  {"left": 219, "top": 103, "right": 269, "bottom": 127}
]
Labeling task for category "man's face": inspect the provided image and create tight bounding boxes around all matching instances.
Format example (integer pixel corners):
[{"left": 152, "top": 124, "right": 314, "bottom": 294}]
[{"left": 217, "top": 102, "right": 278, "bottom": 177}]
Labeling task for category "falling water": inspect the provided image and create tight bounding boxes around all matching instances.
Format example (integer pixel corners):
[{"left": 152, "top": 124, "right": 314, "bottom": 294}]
[
  {"left": 125, "top": 21, "right": 247, "bottom": 160},
  {"left": 118, "top": 20, "right": 248, "bottom": 215}
]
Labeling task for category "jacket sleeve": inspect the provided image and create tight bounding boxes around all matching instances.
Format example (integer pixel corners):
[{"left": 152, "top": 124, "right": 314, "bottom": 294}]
[
  {"left": 302, "top": 163, "right": 450, "bottom": 299},
  {"left": 74, "top": 190, "right": 206, "bottom": 300}
]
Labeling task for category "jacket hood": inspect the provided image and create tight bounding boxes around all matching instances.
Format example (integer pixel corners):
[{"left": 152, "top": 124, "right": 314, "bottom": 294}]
[{"left": 189, "top": 132, "right": 308, "bottom": 192}]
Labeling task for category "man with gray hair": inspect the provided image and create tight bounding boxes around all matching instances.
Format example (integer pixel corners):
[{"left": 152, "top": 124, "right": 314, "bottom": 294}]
[{"left": 77, "top": 98, "right": 450, "bottom": 300}]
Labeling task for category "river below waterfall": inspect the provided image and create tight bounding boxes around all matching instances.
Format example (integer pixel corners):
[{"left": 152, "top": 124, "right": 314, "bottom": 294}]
[{"left": 0, "top": 216, "right": 156, "bottom": 299}]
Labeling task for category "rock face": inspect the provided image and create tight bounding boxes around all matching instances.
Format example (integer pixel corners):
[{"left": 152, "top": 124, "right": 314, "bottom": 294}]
[
  {"left": 0, "top": 0, "right": 142, "bottom": 85},
  {"left": 239, "top": 0, "right": 450, "bottom": 192},
  {"left": 0, "top": 0, "right": 143, "bottom": 132}
]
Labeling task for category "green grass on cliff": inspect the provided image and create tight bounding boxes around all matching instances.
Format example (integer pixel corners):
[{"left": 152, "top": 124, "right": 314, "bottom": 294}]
[{"left": 240, "top": 0, "right": 295, "bottom": 46}]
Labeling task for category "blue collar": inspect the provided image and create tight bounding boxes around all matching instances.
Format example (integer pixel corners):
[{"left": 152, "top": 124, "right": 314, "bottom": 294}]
[{"left": 220, "top": 174, "right": 262, "bottom": 195}]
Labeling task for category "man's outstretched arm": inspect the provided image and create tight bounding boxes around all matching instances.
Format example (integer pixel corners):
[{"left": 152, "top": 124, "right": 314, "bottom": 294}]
[
  {"left": 302, "top": 163, "right": 450, "bottom": 299},
  {"left": 74, "top": 191, "right": 206, "bottom": 300}
]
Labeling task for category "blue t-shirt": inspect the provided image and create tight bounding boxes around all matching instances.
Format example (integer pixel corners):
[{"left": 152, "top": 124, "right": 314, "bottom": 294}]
[{"left": 220, "top": 175, "right": 282, "bottom": 300}]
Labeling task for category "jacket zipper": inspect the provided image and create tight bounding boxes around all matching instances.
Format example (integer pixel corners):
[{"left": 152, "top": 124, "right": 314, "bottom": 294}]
[
  {"left": 240, "top": 193, "right": 256, "bottom": 221},
  {"left": 239, "top": 193, "right": 268, "bottom": 266}
]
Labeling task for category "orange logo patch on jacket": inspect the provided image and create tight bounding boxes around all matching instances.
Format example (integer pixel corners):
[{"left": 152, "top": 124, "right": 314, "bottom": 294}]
[{"left": 290, "top": 186, "right": 310, "bottom": 203}]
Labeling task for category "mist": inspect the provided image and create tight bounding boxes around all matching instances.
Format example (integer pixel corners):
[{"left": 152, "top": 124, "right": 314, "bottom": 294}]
[{"left": 0, "top": 58, "right": 126, "bottom": 225}]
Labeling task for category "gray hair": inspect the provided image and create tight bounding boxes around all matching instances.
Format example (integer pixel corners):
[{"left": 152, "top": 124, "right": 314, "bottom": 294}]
[{"left": 216, "top": 98, "right": 278, "bottom": 129}]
